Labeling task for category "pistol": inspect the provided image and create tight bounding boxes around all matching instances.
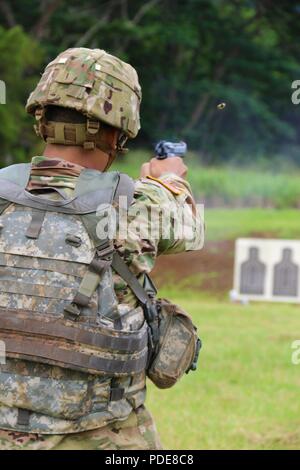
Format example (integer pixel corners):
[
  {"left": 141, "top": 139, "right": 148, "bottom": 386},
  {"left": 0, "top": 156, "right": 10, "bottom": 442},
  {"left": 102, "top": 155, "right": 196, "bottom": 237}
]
[{"left": 154, "top": 140, "right": 187, "bottom": 160}]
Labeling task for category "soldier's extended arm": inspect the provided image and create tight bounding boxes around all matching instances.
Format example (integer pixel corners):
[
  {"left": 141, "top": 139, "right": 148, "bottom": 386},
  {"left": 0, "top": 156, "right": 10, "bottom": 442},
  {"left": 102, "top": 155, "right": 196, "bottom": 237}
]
[
  {"left": 138, "top": 158, "right": 203, "bottom": 255},
  {"left": 115, "top": 156, "right": 204, "bottom": 276}
]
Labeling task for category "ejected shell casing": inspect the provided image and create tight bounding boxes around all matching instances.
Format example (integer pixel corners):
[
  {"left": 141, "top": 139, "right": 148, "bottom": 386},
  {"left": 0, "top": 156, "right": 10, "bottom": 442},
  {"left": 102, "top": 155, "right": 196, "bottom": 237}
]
[{"left": 217, "top": 102, "right": 226, "bottom": 110}]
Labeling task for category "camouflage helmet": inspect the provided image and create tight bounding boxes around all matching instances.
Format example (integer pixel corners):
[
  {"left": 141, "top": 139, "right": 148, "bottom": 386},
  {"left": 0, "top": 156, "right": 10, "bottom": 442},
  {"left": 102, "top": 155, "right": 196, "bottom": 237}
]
[{"left": 26, "top": 48, "right": 142, "bottom": 151}]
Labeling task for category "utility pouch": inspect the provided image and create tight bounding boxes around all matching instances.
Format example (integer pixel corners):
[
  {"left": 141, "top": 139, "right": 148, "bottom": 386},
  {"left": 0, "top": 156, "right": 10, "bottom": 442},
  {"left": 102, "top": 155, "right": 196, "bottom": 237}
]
[
  {"left": 146, "top": 299, "right": 201, "bottom": 389},
  {"left": 111, "top": 254, "right": 202, "bottom": 390}
]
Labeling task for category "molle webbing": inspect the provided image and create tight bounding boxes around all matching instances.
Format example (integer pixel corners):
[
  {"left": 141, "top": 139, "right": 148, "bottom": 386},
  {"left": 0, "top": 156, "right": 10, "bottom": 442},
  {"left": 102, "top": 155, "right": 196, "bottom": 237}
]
[
  {"left": 0, "top": 164, "right": 146, "bottom": 377},
  {"left": 0, "top": 281, "right": 76, "bottom": 301},
  {"left": 62, "top": 172, "right": 134, "bottom": 321},
  {"left": 3, "top": 335, "right": 147, "bottom": 376},
  {"left": 0, "top": 254, "right": 87, "bottom": 278},
  {"left": 0, "top": 309, "right": 147, "bottom": 352},
  {"left": 0, "top": 308, "right": 148, "bottom": 376}
]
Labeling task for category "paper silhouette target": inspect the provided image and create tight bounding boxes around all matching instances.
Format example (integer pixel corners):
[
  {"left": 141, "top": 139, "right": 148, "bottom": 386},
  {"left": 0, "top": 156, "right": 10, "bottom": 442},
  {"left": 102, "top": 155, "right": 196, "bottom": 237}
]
[
  {"left": 240, "top": 247, "right": 266, "bottom": 295},
  {"left": 273, "top": 248, "right": 298, "bottom": 297},
  {"left": 234, "top": 239, "right": 300, "bottom": 303}
]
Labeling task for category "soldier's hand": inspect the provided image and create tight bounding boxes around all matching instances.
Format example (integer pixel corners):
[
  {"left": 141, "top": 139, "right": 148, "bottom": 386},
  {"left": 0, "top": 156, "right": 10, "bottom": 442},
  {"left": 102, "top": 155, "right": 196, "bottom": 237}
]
[{"left": 140, "top": 157, "right": 187, "bottom": 179}]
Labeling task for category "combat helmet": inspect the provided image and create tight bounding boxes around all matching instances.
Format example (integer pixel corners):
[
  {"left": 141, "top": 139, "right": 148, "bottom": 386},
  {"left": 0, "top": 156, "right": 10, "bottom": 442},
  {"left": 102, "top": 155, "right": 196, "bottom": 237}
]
[{"left": 26, "top": 48, "right": 142, "bottom": 153}]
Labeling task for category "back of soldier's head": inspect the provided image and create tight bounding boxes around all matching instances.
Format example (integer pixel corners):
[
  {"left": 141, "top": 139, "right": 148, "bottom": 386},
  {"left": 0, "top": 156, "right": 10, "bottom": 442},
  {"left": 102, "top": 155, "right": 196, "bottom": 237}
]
[{"left": 26, "top": 47, "right": 142, "bottom": 157}]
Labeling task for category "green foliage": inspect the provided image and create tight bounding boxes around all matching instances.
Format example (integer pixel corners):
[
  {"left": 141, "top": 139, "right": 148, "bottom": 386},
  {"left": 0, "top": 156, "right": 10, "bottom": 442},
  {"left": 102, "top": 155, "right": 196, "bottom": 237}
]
[
  {"left": 1, "top": 1, "right": 300, "bottom": 163},
  {"left": 0, "top": 26, "right": 43, "bottom": 164}
]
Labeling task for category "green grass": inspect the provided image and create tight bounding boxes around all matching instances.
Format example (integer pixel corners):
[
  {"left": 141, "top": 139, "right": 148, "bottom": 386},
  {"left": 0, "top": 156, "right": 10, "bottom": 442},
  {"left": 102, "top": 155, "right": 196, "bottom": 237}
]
[
  {"left": 146, "top": 291, "right": 300, "bottom": 450},
  {"left": 205, "top": 208, "right": 300, "bottom": 241},
  {"left": 188, "top": 166, "right": 300, "bottom": 209},
  {"left": 112, "top": 151, "right": 300, "bottom": 448},
  {"left": 111, "top": 149, "right": 300, "bottom": 208},
  {"left": 145, "top": 210, "right": 300, "bottom": 449}
]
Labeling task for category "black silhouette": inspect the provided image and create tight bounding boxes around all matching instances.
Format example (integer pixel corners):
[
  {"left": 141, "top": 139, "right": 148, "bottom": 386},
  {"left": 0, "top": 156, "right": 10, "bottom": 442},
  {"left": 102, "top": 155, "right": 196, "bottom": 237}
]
[
  {"left": 240, "top": 247, "right": 266, "bottom": 295},
  {"left": 273, "top": 248, "right": 298, "bottom": 297}
]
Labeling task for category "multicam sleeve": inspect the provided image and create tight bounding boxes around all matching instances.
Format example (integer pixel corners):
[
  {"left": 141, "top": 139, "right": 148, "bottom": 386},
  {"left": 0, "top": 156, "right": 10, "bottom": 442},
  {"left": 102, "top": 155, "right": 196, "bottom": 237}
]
[{"left": 130, "top": 173, "right": 204, "bottom": 257}]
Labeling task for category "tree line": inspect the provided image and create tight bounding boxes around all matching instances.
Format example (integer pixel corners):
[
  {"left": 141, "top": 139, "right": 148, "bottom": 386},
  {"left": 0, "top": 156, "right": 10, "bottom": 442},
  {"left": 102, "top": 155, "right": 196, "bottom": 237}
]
[{"left": 0, "top": 0, "right": 300, "bottom": 166}]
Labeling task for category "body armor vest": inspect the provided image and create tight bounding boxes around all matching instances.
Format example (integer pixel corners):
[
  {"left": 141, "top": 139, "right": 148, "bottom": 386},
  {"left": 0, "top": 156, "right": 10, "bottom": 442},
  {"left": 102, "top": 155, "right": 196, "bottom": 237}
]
[{"left": 0, "top": 164, "right": 148, "bottom": 433}]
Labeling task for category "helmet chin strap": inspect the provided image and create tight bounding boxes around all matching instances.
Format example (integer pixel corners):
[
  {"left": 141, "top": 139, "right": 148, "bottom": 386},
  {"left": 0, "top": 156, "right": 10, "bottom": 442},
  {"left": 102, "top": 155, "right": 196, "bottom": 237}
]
[
  {"left": 103, "top": 134, "right": 129, "bottom": 171},
  {"left": 104, "top": 149, "right": 117, "bottom": 171}
]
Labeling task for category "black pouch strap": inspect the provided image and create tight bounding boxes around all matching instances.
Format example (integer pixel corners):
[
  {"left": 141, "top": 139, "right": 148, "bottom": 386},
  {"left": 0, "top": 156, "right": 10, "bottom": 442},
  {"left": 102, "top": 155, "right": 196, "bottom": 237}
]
[
  {"left": 112, "top": 253, "right": 158, "bottom": 359},
  {"left": 186, "top": 337, "right": 202, "bottom": 374},
  {"left": 17, "top": 408, "right": 31, "bottom": 427},
  {"left": 112, "top": 253, "right": 151, "bottom": 307},
  {"left": 64, "top": 240, "right": 114, "bottom": 321},
  {"left": 110, "top": 378, "right": 125, "bottom": 402}
]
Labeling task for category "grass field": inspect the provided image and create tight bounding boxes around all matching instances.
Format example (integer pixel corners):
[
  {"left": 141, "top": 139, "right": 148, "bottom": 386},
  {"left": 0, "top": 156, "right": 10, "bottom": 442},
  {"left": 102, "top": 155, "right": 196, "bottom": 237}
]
[
  {"left": 147, "top": 291, "right": 300, "bottom": 450},
  {"left": 112, "top": 153, "right": 300, "bottom": 449},
  {"left": 111, "top": 150, "right": 300, "bottom": 208},
  {"left": 146, "top": 207, "right": 300, "bottom": 450},
  {"left": 205, "top": 208, "right": 300, "bottom": 241}
]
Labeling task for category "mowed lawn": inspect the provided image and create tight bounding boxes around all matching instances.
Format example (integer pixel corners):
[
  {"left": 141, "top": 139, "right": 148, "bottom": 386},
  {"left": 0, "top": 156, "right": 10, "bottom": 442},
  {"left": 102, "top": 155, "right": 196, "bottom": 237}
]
[
  {"left": 111, "top": 154, "right": 300, "bottom": 448},
  {"left": 205, "top": 208, "right": 300, "bottom": 242},
  {"left": 146, "top": 293, "right": 300, "bottom": 450},
  {"left": 147, "top": 208, "right": 300, "bottom": 450}
]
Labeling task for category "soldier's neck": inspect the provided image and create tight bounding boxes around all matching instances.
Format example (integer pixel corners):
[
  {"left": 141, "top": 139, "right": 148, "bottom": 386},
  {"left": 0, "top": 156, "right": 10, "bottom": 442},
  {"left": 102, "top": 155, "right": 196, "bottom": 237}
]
[{"left": 43, "top": 144, "right": 110, "bottom": 171}]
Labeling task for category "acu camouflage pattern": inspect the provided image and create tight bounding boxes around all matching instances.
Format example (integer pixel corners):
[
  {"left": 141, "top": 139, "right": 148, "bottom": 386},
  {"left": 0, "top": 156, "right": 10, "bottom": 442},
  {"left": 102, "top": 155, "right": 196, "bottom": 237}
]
[
  {"left": 0, "top": 162, "right": 147, "bottom": 434},
  {"left": 26, "top": 48, "right": 141, "bottom": 138},
  {"left": 0, "top": 406, "right": 162, "bottom": 450},
  {"left": 147, "top": 299, "right": 199, "bottom": 389},
  {"left": 0, "top": 156, "right": 203, "bottom": 436}
]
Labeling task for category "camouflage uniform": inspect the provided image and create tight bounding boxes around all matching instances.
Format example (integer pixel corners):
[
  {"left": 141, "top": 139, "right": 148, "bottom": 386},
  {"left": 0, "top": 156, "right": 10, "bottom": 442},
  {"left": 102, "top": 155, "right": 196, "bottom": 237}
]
[
  {"left": 0, "top": 155, "right": 203, "bottom": 450},
  {"left": 0, "top": 46, "right": 203, "bottom": 450},
  {"left": 0, "top": 406, "right": 160, "bottom": 450}
]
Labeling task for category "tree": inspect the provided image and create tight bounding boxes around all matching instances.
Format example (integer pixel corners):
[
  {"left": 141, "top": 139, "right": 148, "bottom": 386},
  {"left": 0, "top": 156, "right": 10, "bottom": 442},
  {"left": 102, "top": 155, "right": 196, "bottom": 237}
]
[
  {"left": 0, "top": 26, "right": 43, "bottom": 165},
  {"left": 1, "top": 0, "right": 300, "bottom": 164}
]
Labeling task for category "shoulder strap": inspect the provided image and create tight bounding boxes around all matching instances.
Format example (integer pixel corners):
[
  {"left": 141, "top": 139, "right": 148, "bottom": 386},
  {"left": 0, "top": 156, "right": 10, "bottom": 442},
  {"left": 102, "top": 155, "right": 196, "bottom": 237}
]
[
  {"left": 112, "top": 252, "right": 150, "bottom": 306},
  {"left": 0, "top": 198, "right": 10, "bottom": 216},
  {"left": 74, "top": 169, "right": 120, "bottom": 197},
  {"left": 0, "top": 164, "right": 30, "bottom": 215},
  {"left": 0, "top": 167, "right": 135, "bottom": 215},
  {"left": 80, "top": 172, "right": 135, "bottom": 248},
  {"left": 64, "top": 172, "right": 135, "bottom": 321},
  {"left": 114, "top": 173, "right": 135, "bottom": 206},
  {"left": 74, "top": 169, "right": 134, "bottom": 206},
  {"left": 0, "top": 163, "right": 31, "bottom": 187}
]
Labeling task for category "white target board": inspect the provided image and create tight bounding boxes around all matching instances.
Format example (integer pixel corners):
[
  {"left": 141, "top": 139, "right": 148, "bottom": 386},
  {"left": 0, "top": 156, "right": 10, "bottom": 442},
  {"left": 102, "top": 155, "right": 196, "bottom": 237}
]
[{"left": 234, "top": 238, "right": 300, "bottom": 303}]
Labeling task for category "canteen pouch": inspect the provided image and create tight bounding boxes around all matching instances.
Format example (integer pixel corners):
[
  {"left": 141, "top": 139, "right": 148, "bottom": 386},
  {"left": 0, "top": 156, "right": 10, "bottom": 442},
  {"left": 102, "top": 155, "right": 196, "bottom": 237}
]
[{"left": 147, "top": 299, "right": 201, "bottom": 389}]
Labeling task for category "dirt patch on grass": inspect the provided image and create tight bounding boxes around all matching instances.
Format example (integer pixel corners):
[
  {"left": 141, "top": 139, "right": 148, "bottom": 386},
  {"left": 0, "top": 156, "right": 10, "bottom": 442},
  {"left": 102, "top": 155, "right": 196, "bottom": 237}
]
[
  {"left": 152, "top": 232, "right": 276, "bottom": 295},
  {"left": 152, "top": 240, "right": 235, "bottom": 295}
]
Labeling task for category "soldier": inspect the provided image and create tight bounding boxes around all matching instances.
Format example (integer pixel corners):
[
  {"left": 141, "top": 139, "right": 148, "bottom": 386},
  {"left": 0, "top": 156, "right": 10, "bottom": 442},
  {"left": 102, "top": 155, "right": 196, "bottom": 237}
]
[{"left": 0, "top": 48, "right": 204, "bottom": 450}]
